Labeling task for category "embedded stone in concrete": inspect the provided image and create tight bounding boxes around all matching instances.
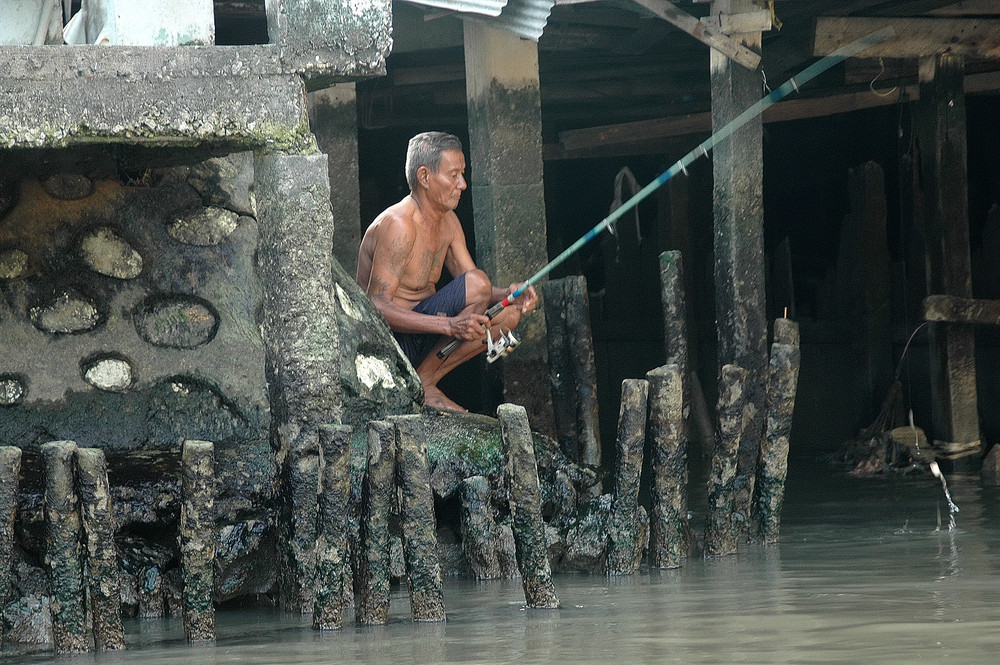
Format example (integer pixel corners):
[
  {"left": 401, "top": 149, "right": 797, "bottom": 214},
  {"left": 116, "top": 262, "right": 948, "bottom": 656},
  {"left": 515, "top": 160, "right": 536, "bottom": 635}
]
[
  {"left": 82, "top": 356, "right": 134, "bottom": 392},
  {"left": 0, "top": 248, "right": 28, "bottom": 280},
  {"left": 30, "top": 289, "right": 101, "bottom": 334},
  {"left": 42, "top": 173, "right": 93, "bottom": 200},
  {"left": 167, "top": 207, "right": 240, "bottom": 246},
  {"left": 0, "top": 375, "right": 26, "bottom": 405},
  {"left": 80, "top": 227, "right": 143, "bottom": 279},
  {"left": 187, "top": 153, "right": 255, "bottom": 216},
  {"left": 335, "top": 283, "right": 362, "bottom": 321},
  {"left": 355, "top": 355, "right": 397, "bottom": 395},
  {"left": 134, "top": 295, "right": 219, "bottom": 348}
]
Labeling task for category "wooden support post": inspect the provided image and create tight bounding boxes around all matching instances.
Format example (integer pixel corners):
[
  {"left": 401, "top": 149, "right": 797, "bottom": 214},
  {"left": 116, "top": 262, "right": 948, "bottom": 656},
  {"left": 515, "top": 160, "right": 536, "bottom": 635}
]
[
  {"left": 607, "top": 379, "right": 649, "bottom": 575},
  {"left": 710, "top": 0, "right": 767, "bottom": 533},
  {"left": 75, "top": 448, "right": 125, "bottom": 651},
  {"left": 923, "top": 295, "right": 1000, "bottom": 326},
  {"left": 0, "top": 447, "right": 21, "bottom": 651},
  {"left": 914, "top": 53, "right": 980, "bottom": 455},
  {"left": 541, "top": 279, "right": 575, "bottom": 456},
  {"left": 757, "top": 323, "right": 801, "bottom": 543},
  {"left": 705, "top": 366, "right": 748, "bottom": 557},
  {"left": 41, "top": 441, "right": 89, "bottom": 653},
  {"left": 180, "top": 440, "right": 215, "bottom": 643},
  {"left": 459, "top": 476, "right": 501, "bottom": 580},
  {"left": 313, "top": 425, "right": 353, "bottom": 630},
  {"left": 646, "top": 364, "right": 687, "bottom": 569},
  {"left": 497, "top": 403, "right": 560, "bottom": 608},
  {"left": 393, "top": 416, "right": 446, "bottom": 622},
  {"left": 660, "top": 251, "right": 690, "bottom": 385},
  {"left": 357, "top": 420, "right": 395, "bottom": 626}
]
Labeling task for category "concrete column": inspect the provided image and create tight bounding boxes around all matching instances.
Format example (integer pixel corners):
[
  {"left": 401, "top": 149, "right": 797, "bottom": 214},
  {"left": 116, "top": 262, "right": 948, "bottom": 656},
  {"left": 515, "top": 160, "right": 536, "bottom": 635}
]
[
  {"left": 313, "top": 424, "right": 353, "bottom": 630},
  {"left": 464, "top": 20, "right": 554, "bottom": 431},
  {"left": 358, "top": 420, "right": 395, "bottom": 625},
  {"left": 646, "top": 364, "right": 687, "bottom": 569},
  {"left": 459, "top": 475, "right": 501, "bottom": 580},
  {"left": 308, "top": 83, "right": 362, "bottom": 277},
  {"left": 606, "top": 379, "right": 649, "bottom": 576},
  {"left": 277, "top": 425, "right": 320, "bottom": 612},
  {"left": 180, "top": 440, "right": 216, "bottom": 643},
  {"left": 710, "top": 0, "right": 767, "bottom": 534},
  {"left": 705, "top": 365, "right": 748, "bottom": 557}
]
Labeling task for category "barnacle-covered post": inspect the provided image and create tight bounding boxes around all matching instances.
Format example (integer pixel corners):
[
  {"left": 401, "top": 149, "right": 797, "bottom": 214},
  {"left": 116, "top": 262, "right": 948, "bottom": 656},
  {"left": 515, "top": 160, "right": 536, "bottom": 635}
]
[
  {"left": 606, "top": 379, "right": 649, "bottom": 575},
  {"left": 0, "top": 447, "right": 22, "bottom": 650},
  {"left": 357, "top": 420, "right": 396, "bottom": 625},
  {"left": 705, "top": 365, "right": 748, "bottom": 557},
  {"left": 646, "top": 364, "right": 687, "bottom": 569},
  {"left": 180, "top": 440, "right": 216, "bottom": 643},
  {"left": 313, "top": 424, "right": 353, "bottom": 630}
]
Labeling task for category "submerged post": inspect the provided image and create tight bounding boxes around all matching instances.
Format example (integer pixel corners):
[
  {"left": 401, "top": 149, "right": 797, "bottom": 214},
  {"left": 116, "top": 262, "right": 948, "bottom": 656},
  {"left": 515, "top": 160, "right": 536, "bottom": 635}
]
[
  {"left": 705, "top": 365, "right": 749, "bottom": 557},
  {"left": 607, "top": 379, "right": 649, "bottom": 575},
  {"left": 646, "top": 364, "right": 688, "bottom": 569},
  {"left": 459, "top": 475, "right": 501, "bottom": 580},
  {"left": 75, "top": 448, "right": 125, "bottom": 651},
  {"left": 0, "top": 447, "right": 22, "bottom": 650},
  {"left": 498, "top": 403, "right": 560, "bottom": 608},
  {"left": 393, "top": 416, "right": 446, "bottom": 622},
  {"left": 313, "top": 424, "right": 353, "bottom": 630},
  {"left": 757, "top": 320, "right": 801, "bottom": 543},
  {"left": 358, "top": 420, "right": 395, "bottom": 625},
  {"left": 180, "top": 440, "right": 216, "bottom": 643},
  {"left": 41, "top": 440, "right": 89, "bottom": 653}
]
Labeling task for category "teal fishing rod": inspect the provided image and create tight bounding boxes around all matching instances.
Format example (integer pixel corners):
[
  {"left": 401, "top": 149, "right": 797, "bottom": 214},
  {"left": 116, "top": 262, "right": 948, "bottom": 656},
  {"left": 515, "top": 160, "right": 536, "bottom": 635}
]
[{"left": 439, "top": 26, "right": 895, "bottom": 359}]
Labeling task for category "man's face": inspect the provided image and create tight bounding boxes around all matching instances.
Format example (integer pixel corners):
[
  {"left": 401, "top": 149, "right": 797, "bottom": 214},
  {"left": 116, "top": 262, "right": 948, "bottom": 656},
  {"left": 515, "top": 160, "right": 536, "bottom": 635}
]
[{"left": 425, "top": 149, "right": 467, "bottom": 210}]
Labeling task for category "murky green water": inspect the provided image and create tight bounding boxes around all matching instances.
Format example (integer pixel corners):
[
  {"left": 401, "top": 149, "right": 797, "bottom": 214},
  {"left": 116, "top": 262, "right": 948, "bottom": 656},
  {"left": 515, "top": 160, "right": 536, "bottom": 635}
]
[{"left": 9, "top": 466, "right": 1000, "bottom": 665}]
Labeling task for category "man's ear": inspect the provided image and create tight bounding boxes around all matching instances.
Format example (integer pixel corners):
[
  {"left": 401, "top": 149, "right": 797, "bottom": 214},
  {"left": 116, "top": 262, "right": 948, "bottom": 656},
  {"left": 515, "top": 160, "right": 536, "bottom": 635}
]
[{"left": 417, "top": 165, "right": 430, "bottom": 187}]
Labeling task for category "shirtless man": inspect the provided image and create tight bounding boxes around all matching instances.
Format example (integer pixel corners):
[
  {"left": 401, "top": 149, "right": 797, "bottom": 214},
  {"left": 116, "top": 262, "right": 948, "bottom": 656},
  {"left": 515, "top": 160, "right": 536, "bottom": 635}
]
[{"left": 357, "top": 131, "right": 537, "bottom": 412}]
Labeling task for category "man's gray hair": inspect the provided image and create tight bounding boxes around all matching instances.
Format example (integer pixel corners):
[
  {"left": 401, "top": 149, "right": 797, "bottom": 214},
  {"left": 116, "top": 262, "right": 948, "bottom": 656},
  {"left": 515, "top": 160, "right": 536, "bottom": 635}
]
[{"left": 405, "top": 131, "right": 464, "bottom": 191}]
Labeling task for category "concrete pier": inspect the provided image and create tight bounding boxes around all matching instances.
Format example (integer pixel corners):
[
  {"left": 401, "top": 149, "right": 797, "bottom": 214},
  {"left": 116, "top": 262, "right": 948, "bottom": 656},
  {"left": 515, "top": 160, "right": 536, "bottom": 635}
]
[
  {"left": 313, "top": 425, "right": 353, "bottom": 630},
  {"left": 606, "top": 379, "right": 649, "bottom": 575},
  {"left": 358, "top": 420, "right": 395, "bottom": 625},
  {"left": 180, "top": 440, "right": 216, "bottom": 643},
  {"left": 705, "top": 365, "right": 749, "bottom": 557},
  {"left": 0, "top": 447, "right": 21, "bottom": 650},
  {"left": 646, "top": 365, "right": 688, "bottom": 569}
]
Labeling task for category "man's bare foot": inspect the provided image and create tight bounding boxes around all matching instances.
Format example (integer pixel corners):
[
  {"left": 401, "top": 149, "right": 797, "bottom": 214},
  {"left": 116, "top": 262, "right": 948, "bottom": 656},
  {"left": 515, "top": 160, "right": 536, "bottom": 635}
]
[{"left": 424, "top": 384, "right": 467, "bottom": 412}]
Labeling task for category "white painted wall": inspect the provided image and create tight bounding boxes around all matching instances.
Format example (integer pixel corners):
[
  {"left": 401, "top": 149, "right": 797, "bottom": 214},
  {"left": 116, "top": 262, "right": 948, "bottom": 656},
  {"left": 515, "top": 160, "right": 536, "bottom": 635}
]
[
  {"left": 78, "top": 0, "right": 215, "bottom": 45},
  {"left": 0, "top": 0, "right": 62, "bottom": 44}
]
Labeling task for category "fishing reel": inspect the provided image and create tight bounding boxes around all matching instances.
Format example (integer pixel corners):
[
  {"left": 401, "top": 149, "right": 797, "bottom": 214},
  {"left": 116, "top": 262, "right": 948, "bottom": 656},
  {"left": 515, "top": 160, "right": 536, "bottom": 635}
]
[{"left": 485, "top": 327, "right": 520, "bottom": 363}]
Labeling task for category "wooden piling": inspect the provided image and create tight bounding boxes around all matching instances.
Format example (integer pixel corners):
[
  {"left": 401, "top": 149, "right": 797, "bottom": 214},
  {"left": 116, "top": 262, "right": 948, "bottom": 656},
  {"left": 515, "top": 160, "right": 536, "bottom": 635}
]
[
  {"left": 357, "top": 420, "right": 395, "bottom": 625},
  {"left": 75, "top": 448, "right": 125, "bottom": 651},
  {"left": 757, "top": 340, "right": 801, "bottom": 543},
  {"left": 313, "top": 424, "right": 353, "bottom": 630},
  {"left": 392, "top": 415, "right": 446, "bottom": 622},
  {"left": 646, "top": 365, "right": 687, "bottom": 569},
  {"left": 659, "top": 251, "right": 689, "bottom": 379},
  {"left": 705, "top": 365, "right": 748, "bottom": 557},
  {"left": 41, "top": 440, "right": 89, "bottom": 653},
  {"left": 180, "top": 440, "right": 216, "bottom": 643},
  {"left": 607, "top": 379, "right": 649, "bottom": 575},
  {"left": 459, "top": 475, "right": 501, "bottom": 580},
  {"left": 498, "top": 403, "right": 560, "bottom": 608},
  {"left": 0, "top": 447, "right": 21, "bottom": 651}
]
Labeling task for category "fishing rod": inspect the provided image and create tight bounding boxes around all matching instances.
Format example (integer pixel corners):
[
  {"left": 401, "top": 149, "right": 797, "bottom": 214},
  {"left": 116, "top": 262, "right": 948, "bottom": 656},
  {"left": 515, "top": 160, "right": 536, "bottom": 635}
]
[{"left": 439, "top": 25, "right": 895, "bottom": 360}]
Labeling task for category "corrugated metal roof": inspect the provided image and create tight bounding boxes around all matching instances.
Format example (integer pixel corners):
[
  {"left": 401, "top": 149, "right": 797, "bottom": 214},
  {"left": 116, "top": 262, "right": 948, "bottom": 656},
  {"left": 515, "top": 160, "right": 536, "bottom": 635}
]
[{"left": 398, "top": 0, "right": 553, "bottom": 41}]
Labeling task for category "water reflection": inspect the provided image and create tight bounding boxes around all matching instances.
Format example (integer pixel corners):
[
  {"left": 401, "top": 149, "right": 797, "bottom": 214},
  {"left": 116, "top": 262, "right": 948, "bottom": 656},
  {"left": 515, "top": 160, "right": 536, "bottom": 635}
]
[{"left": 8, "top": 466, "right": 1000, "bottom": 665}]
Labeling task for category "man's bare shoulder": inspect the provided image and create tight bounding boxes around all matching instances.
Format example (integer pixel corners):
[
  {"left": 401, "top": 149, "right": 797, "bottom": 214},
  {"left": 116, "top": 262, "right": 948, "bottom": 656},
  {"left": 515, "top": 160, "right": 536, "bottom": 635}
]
[{"left": 368, "top": 198, "right": 419, "bottom": 239}]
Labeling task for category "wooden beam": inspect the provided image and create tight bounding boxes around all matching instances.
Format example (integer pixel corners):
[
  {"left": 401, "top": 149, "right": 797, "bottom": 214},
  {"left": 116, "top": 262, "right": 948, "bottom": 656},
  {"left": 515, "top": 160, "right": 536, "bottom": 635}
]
[
  {"left": 814, "top": 17, "right": 1000, "bottom": 59},
  {"left": 923, "top": 295, "right": 1000, "bottom": 326},
  {"left": 699, "top": 10, "right": 771, "bottom": 35},
  {"left": 631, "top": 0, "right": 761, "bottom": 70}
]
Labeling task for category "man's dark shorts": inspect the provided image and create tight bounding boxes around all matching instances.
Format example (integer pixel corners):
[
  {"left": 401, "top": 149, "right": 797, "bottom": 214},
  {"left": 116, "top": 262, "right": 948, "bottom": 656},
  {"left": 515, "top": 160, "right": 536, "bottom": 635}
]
[{"left": 395, "top": 273, "right": 468, "bottom": 367}]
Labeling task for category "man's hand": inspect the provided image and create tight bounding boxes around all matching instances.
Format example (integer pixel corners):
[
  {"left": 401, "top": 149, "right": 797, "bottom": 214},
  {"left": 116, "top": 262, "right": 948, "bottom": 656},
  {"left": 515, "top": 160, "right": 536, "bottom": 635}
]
[
  {"left": 508, "top": 283, "right": 538, "bottom": 314},
  {"left": 447, "top": 310, "right": 491, "bottom": 341}
]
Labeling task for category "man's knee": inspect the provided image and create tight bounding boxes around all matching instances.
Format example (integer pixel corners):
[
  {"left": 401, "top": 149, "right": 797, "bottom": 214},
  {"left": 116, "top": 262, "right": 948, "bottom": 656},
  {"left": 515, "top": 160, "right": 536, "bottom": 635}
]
[{"left": 463, "top": 269, "right": 492, "bottom": 307}]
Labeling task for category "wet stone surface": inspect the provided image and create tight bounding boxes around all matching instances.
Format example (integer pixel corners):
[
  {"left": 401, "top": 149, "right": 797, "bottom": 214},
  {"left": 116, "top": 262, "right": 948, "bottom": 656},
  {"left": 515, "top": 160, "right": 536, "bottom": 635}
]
[
  {"left": 134, "top": 295, "right": 219, "bottom": 348},
  {"left": 167, "top": 207, "right": 240, "bottom": 246},
  {"left": 80, "top": 226, "right": 143, "bottom": 279},
  {"left": 30, "top": 289, "right": 101, "bottom": 334},
  {"left": 0, "top": 375, "right": 27, "bottom": 405},
  {"left": 82, "top": 356, "right": 134, "bottom": 392},
  {"left": 42, "top": 174, "right": 93, "bottom": 200},
  {"left": 0, "top": 248, "right": 29, "bottom": 280}
]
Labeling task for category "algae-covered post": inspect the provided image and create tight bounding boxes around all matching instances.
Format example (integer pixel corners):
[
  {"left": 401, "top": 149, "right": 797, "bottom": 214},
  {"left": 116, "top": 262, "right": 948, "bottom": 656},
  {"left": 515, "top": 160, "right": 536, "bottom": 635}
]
[
  {"left": 392, "top": 415, "right": 447, "bottom": 622},
  {"left": 358, "top": 420, "right": 396, "bottom": 625},
  {"left": 42, "top": 440, "right": 89, "bottom": 653},
  {"left": 705, "top": 365, "right": 748, "bottom": 557},
  {"left": 498, "top": 403, "right": 560, "bottom": 608},
  {"left": 313, "top": 424, "right": 353, "bottom": 630},
  {"left": 75, "top": 448, "right": 126, "bottom": 651},
  {"left": 279, "top": 425, "right": 321, "bottom": 612},
  {"left": 607, "top": 379, "right": 649, "bottom": 575},
  {"left": 0, "top": 446, "right": 21, "bottom": 650},
  {"left": 180, "top": 440, "right": 216, "bottom": 643},
  {"left": 646, "top": 364, "right": 688, "bottom": 569},
  {"left": 460, "top": 475, "right": 502, "bottom": 579}
]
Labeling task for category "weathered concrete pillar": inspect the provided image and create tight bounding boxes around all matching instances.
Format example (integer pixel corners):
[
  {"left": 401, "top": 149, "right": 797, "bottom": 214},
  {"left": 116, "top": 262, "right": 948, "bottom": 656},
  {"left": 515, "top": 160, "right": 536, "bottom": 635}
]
[
  {"left": 710, "top": 0, "right": 767, "bottom": 535},
  {"left": 757, "top": 335, "right": 801, "bottom": 543},
  {"left": 646, "top": 364, "right": 687, "bottom": 569},
  {"left": 914, "top": 53, "right": 980, "bottom": 460},
  {"left": 541, "top": 275, "right": 601, "bottom": 467},
  {"left": 705, "top": 365, "right": 748, "bottom": 557},
  {"left": 180, "top": 440, "right": 215, "bottom": 643},
  {"left": 41, "top": 440, "right": 89, "bottom": 653},
  {"left": 313, "top": 424, "right": 353, "bottom": 630},
  {"left": 308, "top": 83, "right": 362, "bottom": 277},
  {"left": 497, "top": 403, "right": 559, "bottom": 608},
  {"left": 607, "top": 379, "right": 649, "bottom": 575},
  {"left": 75, "top": 448, "right": 125, "bottom": 651},
  {"left": 459, "top": 475, "right": 501, "bottom": 580},
  {"left": 358, "top": 420, "right": 395, "bottom": 625},
  {"left": 0, "top": 446, "right": 21, "bottom": 651},
  {"left": 464, "top": 20, "right": 553, "bottom": 431},
  {"left": 392, "top": 415, "right": 446, "bottom": 622},
  {"left": 278, "top": 425, "right": 320, "bottom": 612}
]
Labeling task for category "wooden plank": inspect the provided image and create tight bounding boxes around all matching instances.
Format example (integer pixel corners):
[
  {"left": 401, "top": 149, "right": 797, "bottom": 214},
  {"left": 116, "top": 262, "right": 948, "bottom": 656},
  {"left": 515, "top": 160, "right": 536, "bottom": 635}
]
[
  {"left": 814, "top": 17, "right": 1000, "bottom": 59},
  {"left": 700, "top": 10, "right": 771, "bottom": 35},
  {"left": 631, "top": 0, "right": 761, "bottom": 70},
  {"left": 923, "top": 295, "right": 1000, "bottom": 326}
]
